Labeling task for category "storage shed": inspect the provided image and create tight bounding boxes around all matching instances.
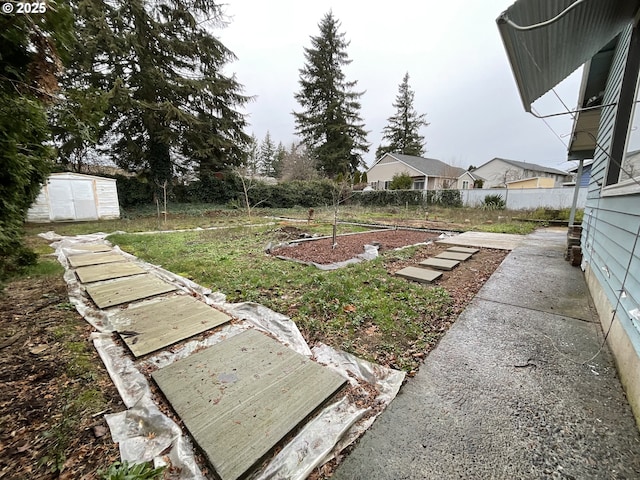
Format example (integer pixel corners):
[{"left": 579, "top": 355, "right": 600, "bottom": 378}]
[{"left": 27, "top": 173, "right": 120, "bottom": 223}]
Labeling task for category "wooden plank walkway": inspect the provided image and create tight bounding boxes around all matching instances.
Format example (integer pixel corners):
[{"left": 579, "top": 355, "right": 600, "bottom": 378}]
[
  {"left": 67, "top": 251, "right": 127, "bottom": 268},
  {"left": 152, "top": 329, "right": 346, "bottom": 480},
  {"left": 85, "top": 274, "right": 176, "bottom": 309},
  {"left": 112, "top": 295, "right": 232, "bottom": 357},
  {"left": 75, "top": 262, "right": 146, "bottom": 283}
]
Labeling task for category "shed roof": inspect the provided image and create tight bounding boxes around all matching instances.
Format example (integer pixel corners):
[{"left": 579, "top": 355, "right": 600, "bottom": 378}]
[
  {"left": 496, "top": 0, "right": 639, "bottom": 111},
  {"left": 377, "top": 153, "right": 465, "bottom": 177}
]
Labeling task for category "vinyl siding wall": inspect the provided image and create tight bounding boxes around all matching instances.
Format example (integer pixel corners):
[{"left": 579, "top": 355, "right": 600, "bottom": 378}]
[{"left": 582, "top": 23, "right": 640, "bottom": 420}]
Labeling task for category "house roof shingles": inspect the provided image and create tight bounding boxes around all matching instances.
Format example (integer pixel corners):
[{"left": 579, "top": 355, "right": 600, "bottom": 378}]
[
  {"left": 387, "top": 153, "right": 466, "bottom": 177},
  {"left": 485, "top": 157, "right": 568, "bottom": 176}
]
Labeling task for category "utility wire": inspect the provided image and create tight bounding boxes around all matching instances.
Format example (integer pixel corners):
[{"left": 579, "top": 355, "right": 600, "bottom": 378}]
[{"left": 500, "top": 0, "right": 588, "bottom": 31}]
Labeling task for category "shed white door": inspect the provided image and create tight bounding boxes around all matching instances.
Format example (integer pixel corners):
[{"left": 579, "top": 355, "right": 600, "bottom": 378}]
[
  {"left": 48, "top": 180, "right": 75, "bottom": 221},
  {"left": 70, "top": 180, "right": 98, "bottom": 220},
  {"left": 48, "top": 178, "right": 98, "bottom": 221}
]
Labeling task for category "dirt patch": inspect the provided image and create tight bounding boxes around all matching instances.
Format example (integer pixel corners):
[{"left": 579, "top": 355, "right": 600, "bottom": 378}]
[
  {"left": 0, "top": 276, "right": 123, "bottom": 479},
  {"left": 271, "top": 229, "right": 440, "bottom": 264},
  {"left": 384, "top": 243, "right": 509, "bottom": 316}
]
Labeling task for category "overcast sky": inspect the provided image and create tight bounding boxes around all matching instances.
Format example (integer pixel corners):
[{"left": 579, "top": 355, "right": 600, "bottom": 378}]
[{"left": 217, "top": 1, "right": 583, "bottom": 172}]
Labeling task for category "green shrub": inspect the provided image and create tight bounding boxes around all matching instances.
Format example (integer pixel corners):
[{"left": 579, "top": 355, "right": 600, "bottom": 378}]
[
  {"left": 115, "top": 175, "right": 155, "bottom": 207},
  {"left": 481, "top": 194, "right": 506, "bottom": 210},
  {"left": 350, "top": 190, "right": 424, "bottom": 207},
  {"left": 437, "top": 189, "right": 463, "bottom": 208},
  {"left": 389, "top": 172, "right": 413, "bottom": 190}
]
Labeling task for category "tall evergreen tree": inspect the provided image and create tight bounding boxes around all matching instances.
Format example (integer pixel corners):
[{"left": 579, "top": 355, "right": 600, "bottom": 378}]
[
  {"left": 0, "top": 2, "right": 72, "bottom": 281},
  {"left": 258, "top": 131, "right": 276, "bottom": 177},
  {"left": 55, "top": 0, "right": 250, "bottom": 187},
  {"left": 376, "top": 72, "right": 429, "bottom": 159},
  {"left": 245, "top": 134, "right": 260, "bottom": 175},
  {"left": 293, "top": 12, "right": 369, "bottom": 178},
  {"left": 273, "top": 142, "right": 286, "bottom": 179}
]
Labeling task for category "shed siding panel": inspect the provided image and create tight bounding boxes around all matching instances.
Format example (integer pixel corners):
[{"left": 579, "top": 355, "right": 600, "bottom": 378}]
[
  {"left": 583, "top": 23, "right": 640, "bottom": 342},
  {"left": 26, "top": 187, "right": 51, "bottom": 222},
  {"left": 95, "top": 179, "right": 120, "bottom": 219}
]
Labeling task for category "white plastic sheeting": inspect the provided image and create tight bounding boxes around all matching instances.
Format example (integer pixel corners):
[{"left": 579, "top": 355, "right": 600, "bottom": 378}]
[{"left": 44, "top": 231, "right": 405, "bottom": 479}]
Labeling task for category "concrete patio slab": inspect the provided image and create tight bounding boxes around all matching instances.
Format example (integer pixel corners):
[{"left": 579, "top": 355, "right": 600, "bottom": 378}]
[
  {"left": 477, "top": 230, "right": 592, "bottom": 321},
  {"left": 112, "top": 295, "right": 232, "bottom": 357},
  {"left": 435, "top": 251, "right": 473, "bottom": 261},
  {"left": 446, "top": 246, "right": 479, "bottom": 254},
  {"left": 67, "top": 251, "right": 127, "bottom": 268},
  {"left": 334, "top": 229, "right": 640, "bottom": 480},
  {"left": 152, "top": 329, "right": 346, "bottom": 480},
  {"left": 85, "top": 274, "right": 176, "bottom": 309},
  {"left": 437, "top": 231, "right": 524, "bottom": 250},
  {"left": 419, "top": 258, "right": 459, "bottom": 271},
  {"left": 75, "top": 262, "right": 146, "bottom": 283},
  {"left": 395, "top": 266, "right": 442, "bottom": 284}
]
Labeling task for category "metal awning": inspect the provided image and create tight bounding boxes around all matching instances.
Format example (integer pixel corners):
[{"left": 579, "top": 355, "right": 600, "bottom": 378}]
[
  {"left": 497, "top": 0, "right": 640, "bottom": 112},
  {"left": 568, "top": 38, "right": 618, "bottom": 159}
]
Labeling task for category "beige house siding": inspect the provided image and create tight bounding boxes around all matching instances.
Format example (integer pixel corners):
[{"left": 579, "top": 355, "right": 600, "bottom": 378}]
[
  {"left": 507, "top": 177, "right": 555, "bottom": 189},
  {"left": 457, "top": 172, "right": 476, "bottom": 189},
  {"left": 473, "top": 158, "right": 569, "bottom": 188},
  {"left": 367, "top": 161, "right": 423, "bottom": 189}
]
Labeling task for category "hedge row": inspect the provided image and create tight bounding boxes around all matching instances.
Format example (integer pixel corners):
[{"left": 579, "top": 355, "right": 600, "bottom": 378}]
[
  {"left": 115, "top": 175, "right": 464, "bottom": 209},
  {"left": 349, "top": 189, "right": 462, "bottom": 208},
  {"left": 115, "top": 175, "right": 337, "bottom": 208}
]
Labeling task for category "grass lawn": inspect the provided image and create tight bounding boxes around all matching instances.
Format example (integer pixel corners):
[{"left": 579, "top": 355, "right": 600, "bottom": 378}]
[
  {"left": 24, "top": 204, "right": 555, "bottom": 372},
  {"left": 108, "top": 223, "right": 453, "bottom": 372}
]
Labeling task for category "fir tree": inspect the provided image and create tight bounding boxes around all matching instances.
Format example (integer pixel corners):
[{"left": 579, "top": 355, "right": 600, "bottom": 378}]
[
  {"left": 376, "top": 72, "right": 429, "bottom": 159},
  {"left": 258, "top": 132, "right": 276, "bottom": 177},
  {"left": 0, "top": 2, "right": 73, "bottom": 281},
  {"left": 293, "top": 12, "right": 369, "bottom": 178},
  {"left": 55, "top": 0, "right": 250, "bottom": 187}
]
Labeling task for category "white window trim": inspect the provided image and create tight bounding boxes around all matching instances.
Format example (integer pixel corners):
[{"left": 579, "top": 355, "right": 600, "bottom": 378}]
[{"left": 602, "top": 176, "right": 640, "bottom": 196}]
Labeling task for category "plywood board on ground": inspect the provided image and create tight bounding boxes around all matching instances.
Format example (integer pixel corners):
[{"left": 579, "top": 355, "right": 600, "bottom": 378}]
[
  {"left": 437, "top": 232, "right": 524, "bottom": 250},
  {"left": 75, "top": 262, "right": 146, "bottom": 284},
  {"left": 446, "top": 246, "right": 479, "bottom": 254},
  {"left": 395, "top": 266, "right": 442, "bottom": 283},
  {"left": 152, "top": 329, "right": 346, "bottom": 480},
  {"left": 85, "top": 274, "right": 176, "bottom": 309},
  {"left": 435, "top": 251, "right": 473, "bottom": 261},
  {"left": 67, "top": 251, "right": 127, "bottom": 268},
  {"left": 70, "top": 244, "right": 112, "bottom": 252},
  {"left": 112, "top": 295, "right": 232, "bottom": 357},
  {"left": 419, "top": 258, "right": 459, "bottom": 271}
]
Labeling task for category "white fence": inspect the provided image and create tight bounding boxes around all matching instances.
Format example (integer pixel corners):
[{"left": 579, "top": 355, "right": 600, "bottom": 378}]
[{"left": 457, "top": 187, "right": 587, "bottom": 210}]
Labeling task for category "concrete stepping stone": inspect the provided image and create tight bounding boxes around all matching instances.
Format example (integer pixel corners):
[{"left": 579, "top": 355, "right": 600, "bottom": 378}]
[
  {"left": 419, "top": 258, "right": 459, "bottom": 271},
  {"left": 75, "top": 262, "right": 146, "bottom": 283},
  {"left": 111, "top": 295, "right": 232, "bottom": 357},
  {"left": 395, "top": 266, "right": 442, "bottom": 283},
  {"left": 67, "top": 251, "right": 126, "bottom": 268},
  {"left": 446, "top": 246, "right": 479, "bottom": 254},
  {"left": 85, "top": 274, "right": 176, "bottom": 309},
  {"left": 435, "top": 251, "right": 473, "bottom": 261},
  {"left": 152, "top": 329, "right": 346, "bottom": 480}
]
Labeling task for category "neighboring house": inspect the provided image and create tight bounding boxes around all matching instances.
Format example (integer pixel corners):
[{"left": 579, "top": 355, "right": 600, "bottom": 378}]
[
  {"left": 367, "top": 153, "right": 464, "bottom": 190},
  {"left": 457, "top": 170, "right": 484, "bottom": 189},
  {"left": 567, "top": 161, "right": 594, "bottom": 187},
  {"left": 498, "top": 1, "right": 640, "bottom": 420},
  {"left": 506, "top": 177, "right": 555, "bottom": 189},
  {"left": 471, "top": 157, "right": 571, "bottom": 188}
]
